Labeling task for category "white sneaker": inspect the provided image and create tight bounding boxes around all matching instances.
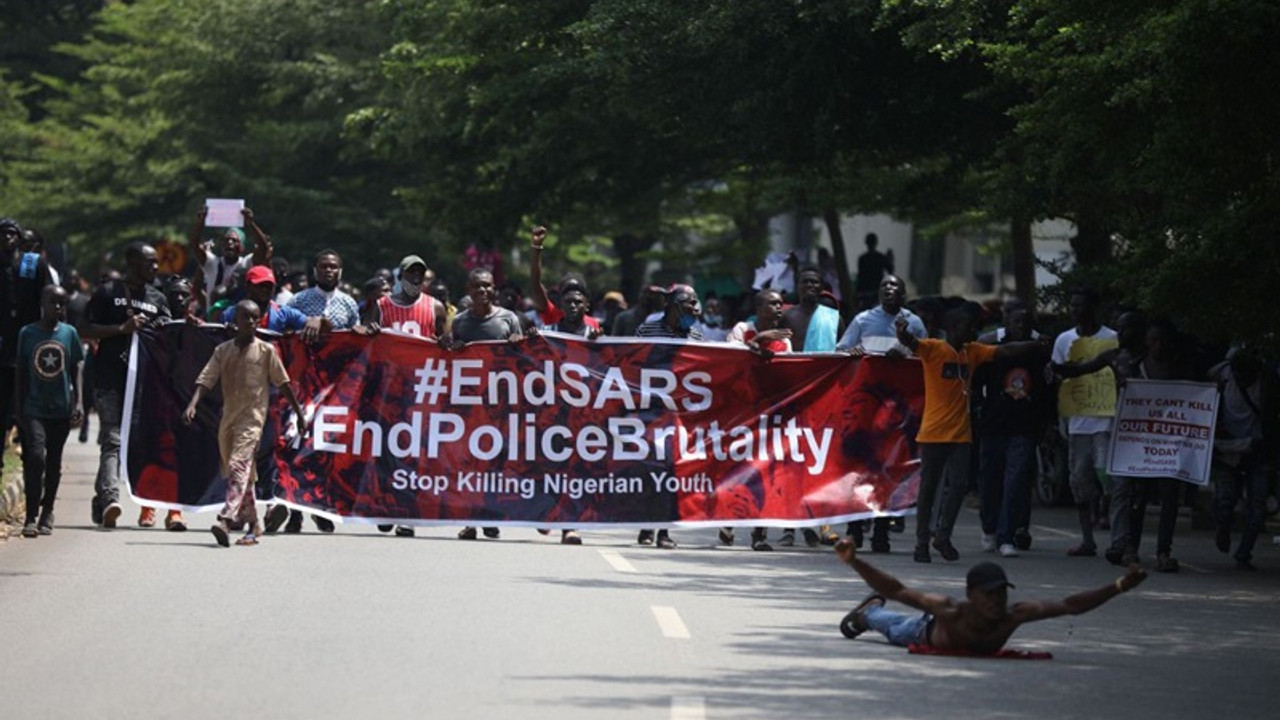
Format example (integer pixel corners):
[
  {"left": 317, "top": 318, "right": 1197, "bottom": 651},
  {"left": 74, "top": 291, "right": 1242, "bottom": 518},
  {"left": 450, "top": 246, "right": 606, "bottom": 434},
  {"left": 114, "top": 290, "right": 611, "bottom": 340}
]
[
  {"left": 999, "top": 543, "right": 1019, "bottom": 558},
  {"left": 981, "top": 534, "right": 996, "bottom": 553}
]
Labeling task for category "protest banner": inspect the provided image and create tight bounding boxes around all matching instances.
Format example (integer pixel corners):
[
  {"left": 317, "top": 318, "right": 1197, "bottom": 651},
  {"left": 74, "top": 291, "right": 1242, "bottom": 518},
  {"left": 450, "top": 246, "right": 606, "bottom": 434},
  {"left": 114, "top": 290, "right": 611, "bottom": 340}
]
[
  {"left": 122, "top": 324, "right": 927, "bottom": 527},
  {"left": 1108, "top": 379, "right": 1218, "bottom": 485},
  {"left": 1057, "top": 335, "right": 1119, "bottom": 416}
]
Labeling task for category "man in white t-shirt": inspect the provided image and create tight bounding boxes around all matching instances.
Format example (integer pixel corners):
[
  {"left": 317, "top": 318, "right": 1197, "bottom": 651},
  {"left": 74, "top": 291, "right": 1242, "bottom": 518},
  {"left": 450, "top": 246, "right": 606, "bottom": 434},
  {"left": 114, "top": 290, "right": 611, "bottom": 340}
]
[
  {"left": 188, "top": 206, "right": 273, "bottom": 310},
  {"left": 1049, "top": 289, "right": 1118, "bottom": 557}
]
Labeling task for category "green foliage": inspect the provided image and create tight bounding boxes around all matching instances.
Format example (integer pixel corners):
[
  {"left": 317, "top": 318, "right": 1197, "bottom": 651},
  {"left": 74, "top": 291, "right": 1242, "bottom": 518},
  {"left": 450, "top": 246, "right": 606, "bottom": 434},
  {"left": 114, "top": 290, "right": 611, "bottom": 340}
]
[{"left": 7, "top": 0, "right": 417, "bottom": 278}]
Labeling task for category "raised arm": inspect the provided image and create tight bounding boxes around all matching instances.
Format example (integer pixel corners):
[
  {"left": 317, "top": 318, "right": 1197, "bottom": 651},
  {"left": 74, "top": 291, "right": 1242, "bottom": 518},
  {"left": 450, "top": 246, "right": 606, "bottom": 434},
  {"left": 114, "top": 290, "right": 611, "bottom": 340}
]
[
  {"left": 243, "top": 207, "right": 273, "bottom": 266},
  {"left": 188, "top": 207, "right": 209, "bottom": 258},
  {"left": 528, "top": 225, "right": 550, "bottom": 314}
]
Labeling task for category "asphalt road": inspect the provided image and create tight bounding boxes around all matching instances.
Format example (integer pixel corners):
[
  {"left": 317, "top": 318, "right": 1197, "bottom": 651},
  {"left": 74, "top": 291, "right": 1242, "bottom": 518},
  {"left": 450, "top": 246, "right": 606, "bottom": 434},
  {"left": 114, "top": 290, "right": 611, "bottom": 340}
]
[{"left": 3, "top": 437, "right": 1278, "bottom": 720}]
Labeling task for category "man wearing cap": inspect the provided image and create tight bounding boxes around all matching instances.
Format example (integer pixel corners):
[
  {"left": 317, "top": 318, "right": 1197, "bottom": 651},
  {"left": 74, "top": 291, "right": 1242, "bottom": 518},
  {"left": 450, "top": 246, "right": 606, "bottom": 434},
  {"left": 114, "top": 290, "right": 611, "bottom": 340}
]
[
  {"left": 366, "top": 255, "right": 448, "bottom": 339},
  {"left": 529, "top": 226, "right": 601, "bottom": 332},
  {"left": 833, "top": 538, "right": 1146, "bottom": 653},
  {"left": 365, "top": 255, "right": 447, "bottom": 539},
  {"left": 287, "top": 249, "right": 362, "bottom": 344},
  {"left": 189, "top": 206, "right": 273, "bottom": 310},
  {"left": 221, "top": 265, "right": 315, "bottom": 333},
  {"left": 633, "top": 284, "right": 704, "bottom": 549}
]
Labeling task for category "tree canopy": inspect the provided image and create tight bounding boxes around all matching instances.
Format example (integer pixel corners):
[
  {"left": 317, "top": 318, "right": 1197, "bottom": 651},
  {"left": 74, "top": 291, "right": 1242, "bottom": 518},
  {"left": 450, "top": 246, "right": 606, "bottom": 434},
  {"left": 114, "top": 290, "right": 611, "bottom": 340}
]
[{"left": 3, "top": 0, "right": 1277, "bottom": 348}]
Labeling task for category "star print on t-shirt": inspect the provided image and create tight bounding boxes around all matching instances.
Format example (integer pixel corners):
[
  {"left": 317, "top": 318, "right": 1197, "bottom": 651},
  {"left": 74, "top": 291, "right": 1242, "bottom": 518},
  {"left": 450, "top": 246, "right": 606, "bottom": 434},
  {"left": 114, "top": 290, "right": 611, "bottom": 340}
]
[{"left": 33, "top": 341, "right": 66, "bottom": 380}]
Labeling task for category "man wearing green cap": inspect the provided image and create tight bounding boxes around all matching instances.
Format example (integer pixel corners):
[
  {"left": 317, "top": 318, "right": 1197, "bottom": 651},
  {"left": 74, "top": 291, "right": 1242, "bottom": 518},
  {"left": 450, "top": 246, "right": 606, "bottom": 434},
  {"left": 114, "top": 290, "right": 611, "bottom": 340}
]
[
  {"left": 833, "top": 538, "right": 1146, "bottom": 653},
  {"left": 365, "top": 255, "right": 448, "bottom": 339},
  {"left": 188, "top": 206, "right": 273, "bottom": 311}
]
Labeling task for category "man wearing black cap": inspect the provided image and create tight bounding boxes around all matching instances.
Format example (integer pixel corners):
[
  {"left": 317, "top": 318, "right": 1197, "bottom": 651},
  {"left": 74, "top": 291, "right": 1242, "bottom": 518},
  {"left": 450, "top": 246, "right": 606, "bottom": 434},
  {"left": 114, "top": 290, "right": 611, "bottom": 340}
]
[{"left": 833, "top": 538, "right": 1146, "bottom": 653}]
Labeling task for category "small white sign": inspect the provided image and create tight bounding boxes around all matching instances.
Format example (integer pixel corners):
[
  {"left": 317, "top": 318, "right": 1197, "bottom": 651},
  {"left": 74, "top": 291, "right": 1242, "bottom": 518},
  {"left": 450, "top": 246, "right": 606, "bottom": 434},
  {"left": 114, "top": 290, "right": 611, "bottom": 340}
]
[{"left": 205, "top": 198, "right": 245, "bottom": 228}]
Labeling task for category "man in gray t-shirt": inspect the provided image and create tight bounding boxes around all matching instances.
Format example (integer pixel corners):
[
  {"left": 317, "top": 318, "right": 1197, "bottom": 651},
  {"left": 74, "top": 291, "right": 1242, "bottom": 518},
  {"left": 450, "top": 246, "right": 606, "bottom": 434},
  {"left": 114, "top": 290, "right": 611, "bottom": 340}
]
[{"left": 451, "top": 268, "right": 524, "bottom": 541}]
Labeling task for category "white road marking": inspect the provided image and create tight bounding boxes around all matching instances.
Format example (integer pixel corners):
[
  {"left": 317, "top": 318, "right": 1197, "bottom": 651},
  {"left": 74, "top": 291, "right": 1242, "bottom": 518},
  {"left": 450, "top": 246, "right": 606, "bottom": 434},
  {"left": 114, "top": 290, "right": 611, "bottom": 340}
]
[
  {"left": 671, "top": 696, "right": 706, "bottom": 720},
  {"left": 651, "top": 605, "right": 691, "bottom": 639},
  {"left": 598, "top": 549, "right": 637, "bottom": 574}
]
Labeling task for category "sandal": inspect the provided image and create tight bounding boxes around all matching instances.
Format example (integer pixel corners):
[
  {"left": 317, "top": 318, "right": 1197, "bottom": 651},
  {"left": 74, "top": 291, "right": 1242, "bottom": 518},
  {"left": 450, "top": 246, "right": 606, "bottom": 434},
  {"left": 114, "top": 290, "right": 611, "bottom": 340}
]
[
  {"left": 839, "top": 594, "right": 885, "bottom": 639},
  {"left": 235, "top": 533, "right": 260, "bottom": 546},
  {"left": 211, "top": 522, "right": 230, "bottom": 548}
]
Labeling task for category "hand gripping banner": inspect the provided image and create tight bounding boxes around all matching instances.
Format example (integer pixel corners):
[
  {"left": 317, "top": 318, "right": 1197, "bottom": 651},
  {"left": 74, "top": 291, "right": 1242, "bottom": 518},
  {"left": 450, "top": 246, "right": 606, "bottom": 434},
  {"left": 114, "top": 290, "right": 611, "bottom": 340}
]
[{"left": 123, "top": 324, "right": 925, "bottom": 528}]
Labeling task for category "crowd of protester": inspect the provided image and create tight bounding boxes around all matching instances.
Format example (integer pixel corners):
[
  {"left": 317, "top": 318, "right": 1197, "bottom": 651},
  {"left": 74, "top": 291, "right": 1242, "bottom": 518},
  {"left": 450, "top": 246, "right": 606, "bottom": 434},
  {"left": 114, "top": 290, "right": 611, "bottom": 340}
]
[{"left": 2, "top": 213, "right": 1275, "bottom": 568}]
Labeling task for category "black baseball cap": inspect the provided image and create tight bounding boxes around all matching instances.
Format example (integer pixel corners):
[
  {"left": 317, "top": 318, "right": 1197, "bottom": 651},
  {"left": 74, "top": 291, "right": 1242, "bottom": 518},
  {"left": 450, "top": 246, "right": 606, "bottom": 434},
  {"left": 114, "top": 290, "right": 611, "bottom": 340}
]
[{"left": 967, "top": 562, "right": 1015, "bottom": 591}]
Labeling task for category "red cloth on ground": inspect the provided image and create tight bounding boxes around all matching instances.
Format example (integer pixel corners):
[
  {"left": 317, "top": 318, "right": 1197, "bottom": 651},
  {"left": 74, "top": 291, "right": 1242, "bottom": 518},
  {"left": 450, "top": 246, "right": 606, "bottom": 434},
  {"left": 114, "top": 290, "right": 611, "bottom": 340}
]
[{"left": 907, "top": 644, "right": 1053, "bottom": 660}]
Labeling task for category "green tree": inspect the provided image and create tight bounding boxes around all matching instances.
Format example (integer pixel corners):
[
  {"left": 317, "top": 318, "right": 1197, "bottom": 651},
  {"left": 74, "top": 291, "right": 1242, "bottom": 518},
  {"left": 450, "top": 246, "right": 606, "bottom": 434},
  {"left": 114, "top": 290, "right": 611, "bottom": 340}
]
[
  {"left": 892, "top": 0, "right": 1280, "bottom": 347},
  {"left": 10, "top": 0, "right": 415, "bottom": 278}
]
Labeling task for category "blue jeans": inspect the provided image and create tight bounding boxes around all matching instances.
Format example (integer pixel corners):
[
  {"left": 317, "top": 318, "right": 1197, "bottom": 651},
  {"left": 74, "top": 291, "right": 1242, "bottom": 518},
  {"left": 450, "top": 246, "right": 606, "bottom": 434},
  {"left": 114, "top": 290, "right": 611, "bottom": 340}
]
[
  {"left": 864, "top": 605, "right": 931, "bottom": 647},
  {"left": 978, "top": 434, "right": 1036, "bottom": 545}
]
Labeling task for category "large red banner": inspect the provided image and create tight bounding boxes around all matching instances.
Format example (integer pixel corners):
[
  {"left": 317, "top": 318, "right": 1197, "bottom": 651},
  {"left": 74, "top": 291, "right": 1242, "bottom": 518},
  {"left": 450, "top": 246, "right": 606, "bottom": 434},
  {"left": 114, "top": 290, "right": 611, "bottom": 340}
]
[{"left": 125, "top": 325, "right": 924, "bottom": 527}]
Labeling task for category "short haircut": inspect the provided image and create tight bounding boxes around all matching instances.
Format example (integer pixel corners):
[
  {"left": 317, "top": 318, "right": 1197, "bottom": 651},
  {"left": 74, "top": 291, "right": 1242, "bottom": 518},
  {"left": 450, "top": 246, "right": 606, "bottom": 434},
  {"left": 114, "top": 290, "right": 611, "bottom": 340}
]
[
  {"left": 755, "top": 289, "right": 782, "bottom": 307},
  {"left": 798, "top": 265, "right": 822, "bottom": 278},
  {"left": 314, "top": 248, "right": 342, "bottom": 267},
  {"left": 468, "top": 268, "right": 494, "bottom": 284},
  {"left": 234, "top": 299, "right": 259, "bottom": 320},
  {"left": 125, "top": 242, "right": 153, "bottom": 262}
]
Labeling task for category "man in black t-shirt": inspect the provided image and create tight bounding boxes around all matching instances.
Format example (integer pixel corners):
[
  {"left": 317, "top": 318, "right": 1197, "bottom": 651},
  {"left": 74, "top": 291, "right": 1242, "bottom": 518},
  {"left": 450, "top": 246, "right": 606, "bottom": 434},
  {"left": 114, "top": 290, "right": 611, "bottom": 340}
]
[
  {"left": 974, "top": 300, "right": 1050, "bottom": 557},
  {"left": 80, "top": 243, "right": 172, "bottom": 529}
]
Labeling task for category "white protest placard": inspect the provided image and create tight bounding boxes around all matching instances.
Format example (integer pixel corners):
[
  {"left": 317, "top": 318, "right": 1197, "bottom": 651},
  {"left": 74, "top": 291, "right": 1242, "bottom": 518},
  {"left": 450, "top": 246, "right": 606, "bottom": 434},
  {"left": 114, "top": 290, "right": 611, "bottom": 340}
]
[
  {"left": 204, "top": 198, "right": 245, "bottom": 227},
  {"left": 1108, "top": 379, "right": 1218, "bottom": 485}
]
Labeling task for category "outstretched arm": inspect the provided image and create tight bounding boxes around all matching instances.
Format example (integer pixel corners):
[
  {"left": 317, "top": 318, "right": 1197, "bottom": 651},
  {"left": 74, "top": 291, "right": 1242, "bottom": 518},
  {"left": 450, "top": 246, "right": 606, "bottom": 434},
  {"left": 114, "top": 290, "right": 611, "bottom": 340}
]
[
  {"left": 835, "top": 539, "right": 958, "bottom": 617},
  {"left": 1013, "top": 565, "right": 1147, "bottom": 623},
  {"left": 1054, "top": 348, "right": 1120, "bottom": 379}
]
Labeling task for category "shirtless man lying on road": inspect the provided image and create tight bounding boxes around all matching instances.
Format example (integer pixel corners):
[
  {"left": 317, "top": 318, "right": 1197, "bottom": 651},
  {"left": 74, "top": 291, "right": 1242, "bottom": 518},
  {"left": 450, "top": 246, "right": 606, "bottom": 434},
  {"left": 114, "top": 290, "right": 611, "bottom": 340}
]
[{"left": 835, "top": 538, "right": 1147, "bottom": 653}]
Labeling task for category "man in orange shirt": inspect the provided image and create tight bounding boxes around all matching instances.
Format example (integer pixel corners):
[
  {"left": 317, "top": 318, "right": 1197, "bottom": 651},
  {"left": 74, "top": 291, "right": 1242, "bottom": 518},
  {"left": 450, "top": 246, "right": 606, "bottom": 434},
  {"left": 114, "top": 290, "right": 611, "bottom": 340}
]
[{"left": 895, "top": 307, "right": 1047, "bottom": 563}]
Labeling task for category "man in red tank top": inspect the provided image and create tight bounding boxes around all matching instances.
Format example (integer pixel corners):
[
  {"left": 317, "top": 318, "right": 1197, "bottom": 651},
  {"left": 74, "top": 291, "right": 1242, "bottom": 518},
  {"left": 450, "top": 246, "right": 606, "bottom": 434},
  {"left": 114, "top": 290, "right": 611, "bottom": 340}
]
[
  {"left": 367, "top": 255, "right": 448, "bottom": 538},
  {"left": 368, "top": 255, "right": 448, "bottom": 339}
]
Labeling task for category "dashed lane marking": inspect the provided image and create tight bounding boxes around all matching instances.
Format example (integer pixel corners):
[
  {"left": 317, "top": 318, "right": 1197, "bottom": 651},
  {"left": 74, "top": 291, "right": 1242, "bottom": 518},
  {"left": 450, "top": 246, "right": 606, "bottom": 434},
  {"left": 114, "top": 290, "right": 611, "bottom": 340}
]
[
  {"left": 671, "top": 696, "right": 706, "bottom": 720},
  {"left": 651, "top": 605, "right": 691, "bottom": 639},
  {"left": 598, "top": 549, "right": 638, "bottom": 574}
]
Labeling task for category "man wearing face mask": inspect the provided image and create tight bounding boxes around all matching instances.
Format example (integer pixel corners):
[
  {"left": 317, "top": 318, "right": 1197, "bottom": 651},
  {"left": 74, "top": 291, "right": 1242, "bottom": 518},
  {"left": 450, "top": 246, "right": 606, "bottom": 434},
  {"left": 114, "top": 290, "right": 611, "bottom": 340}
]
[
  {"left": 365, "top": 255, "right": 448, "bottom": 539},
  {"left": 634, "top": 284, "right": 703, "bottom": 548},
  {"left": 366, "top": 255, "right": 448, "bottom": 339}
]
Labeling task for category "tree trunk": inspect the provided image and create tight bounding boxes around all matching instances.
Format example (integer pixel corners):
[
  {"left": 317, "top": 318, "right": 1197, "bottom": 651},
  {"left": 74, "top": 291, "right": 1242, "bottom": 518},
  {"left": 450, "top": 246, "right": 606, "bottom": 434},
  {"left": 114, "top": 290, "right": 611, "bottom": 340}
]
[
  {"left": 823, "top": 209, "right": 856, "bottom": 322},
  {"left": 1070, "top": 213, "right": 1112, "bottom": 268},
  {"left": 1011, "top": 215, "right": 1036, "bottom": 309},
  {"left": 615, "top": 232, "right": 657, "bottom": 302}
]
